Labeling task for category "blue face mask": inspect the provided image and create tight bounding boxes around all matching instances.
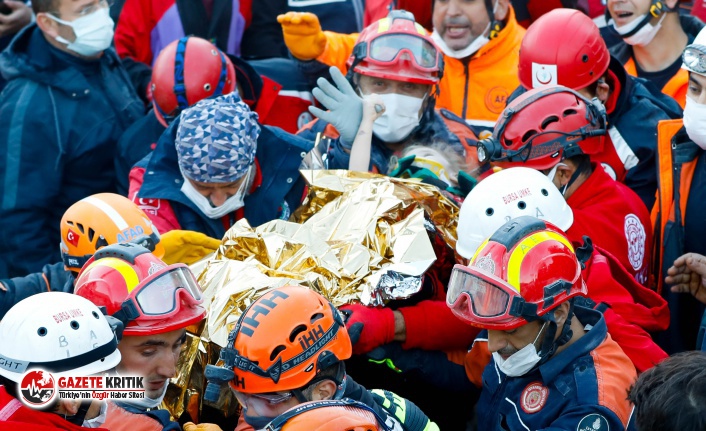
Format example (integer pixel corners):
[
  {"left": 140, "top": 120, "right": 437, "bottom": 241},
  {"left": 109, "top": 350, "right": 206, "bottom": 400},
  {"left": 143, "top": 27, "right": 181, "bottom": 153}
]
[{"left": 243, "top": 408, "right": 278, "bottom": 430}]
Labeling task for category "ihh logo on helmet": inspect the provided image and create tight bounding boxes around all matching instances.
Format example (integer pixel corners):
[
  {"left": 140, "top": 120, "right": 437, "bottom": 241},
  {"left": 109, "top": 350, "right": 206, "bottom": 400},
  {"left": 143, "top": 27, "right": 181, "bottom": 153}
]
[{"left": 19, "top": 370, "right": 57, "bottom": 408}]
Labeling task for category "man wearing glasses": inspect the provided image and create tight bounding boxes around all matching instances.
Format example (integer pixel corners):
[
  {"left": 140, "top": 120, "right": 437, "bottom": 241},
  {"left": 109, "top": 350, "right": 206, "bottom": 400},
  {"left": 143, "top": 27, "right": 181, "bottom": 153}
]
[
  {"left": 447, "top": 216, "right": 635, "bottom": 431},
  {"left": 0, "top": 0, "right": 144, "bottom": 278},
  {"left": 652, "top": 27, "right": 706, "bottom": 354}
]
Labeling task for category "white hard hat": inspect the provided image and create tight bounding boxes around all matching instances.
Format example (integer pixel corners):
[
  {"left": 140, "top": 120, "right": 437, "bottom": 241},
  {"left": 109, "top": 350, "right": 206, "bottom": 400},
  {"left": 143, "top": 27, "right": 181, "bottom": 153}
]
[
  {"left": 0, "top": 292, "right": 121, "bottom": 382},
  {"left": 456, "top": 167, "right": 574, "bottom": 258}
]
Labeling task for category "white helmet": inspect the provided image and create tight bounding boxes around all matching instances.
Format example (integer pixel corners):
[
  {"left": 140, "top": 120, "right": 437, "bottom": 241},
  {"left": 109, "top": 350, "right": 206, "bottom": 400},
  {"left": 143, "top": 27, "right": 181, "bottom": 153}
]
[
  {"left": 456, "top": 167, "right": 574, "bottom": 258},
  {"left": 0, "top": 292, "right": 122, "bottom": 382}
]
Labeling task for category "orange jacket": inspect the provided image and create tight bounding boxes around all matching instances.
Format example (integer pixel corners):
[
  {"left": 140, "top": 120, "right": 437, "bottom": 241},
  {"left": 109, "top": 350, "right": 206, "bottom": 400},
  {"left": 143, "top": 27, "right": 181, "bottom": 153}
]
[
  {"left": 651, "top": 119, "right": 699, "bottom": 293},
  {"left": 314, "top": 8, "right": 525, "bottom": 129},
  {"left": 624, "top": 57, "right": 688, "bottom": 109}
]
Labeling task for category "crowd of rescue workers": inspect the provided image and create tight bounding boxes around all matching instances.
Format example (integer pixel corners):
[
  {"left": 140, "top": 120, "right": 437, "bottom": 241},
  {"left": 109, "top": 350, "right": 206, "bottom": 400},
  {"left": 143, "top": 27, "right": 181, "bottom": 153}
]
[{"left": 0, "top": 0, "right": 705, "bottom": 429}]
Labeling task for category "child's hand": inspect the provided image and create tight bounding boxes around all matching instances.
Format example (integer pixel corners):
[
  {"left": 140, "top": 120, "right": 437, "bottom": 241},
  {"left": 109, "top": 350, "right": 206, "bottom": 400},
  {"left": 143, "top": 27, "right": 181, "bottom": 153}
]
[{"left": 362, "top": 94, "right": 385, "bottom": 123}]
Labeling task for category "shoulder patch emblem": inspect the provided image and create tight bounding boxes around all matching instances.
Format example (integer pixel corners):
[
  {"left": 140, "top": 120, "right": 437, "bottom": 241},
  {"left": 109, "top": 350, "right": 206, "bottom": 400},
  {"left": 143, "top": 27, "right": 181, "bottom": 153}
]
[
  {"left": 577, "top": 413, "right": 610, "bottom": 431},
  {"left": 624, "top": 214, "right": 646, "bottom": 271},
  {"left": 520, "top": 381, "right": 548, "bottom": 414}
]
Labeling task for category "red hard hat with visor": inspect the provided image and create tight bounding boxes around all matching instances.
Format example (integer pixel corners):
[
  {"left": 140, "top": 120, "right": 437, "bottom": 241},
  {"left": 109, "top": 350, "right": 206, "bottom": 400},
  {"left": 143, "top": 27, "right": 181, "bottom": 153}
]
[{"left": 74, "top": 243, "right": 206, "bottom": 336}]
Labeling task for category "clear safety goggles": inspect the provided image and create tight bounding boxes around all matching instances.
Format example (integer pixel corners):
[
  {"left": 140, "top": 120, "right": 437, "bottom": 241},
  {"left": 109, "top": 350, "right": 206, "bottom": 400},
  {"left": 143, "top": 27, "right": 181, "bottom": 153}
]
[
  {"left": 233, "top": 390, "right": 293, "bottom": 411},
  {"left": 117, "top": 265, "right": 203, "bottom": 322},
  {"left": 366, "top": 33, "right": 440, "bottom": 71},
  {"left": 446, "top": 264, "right": 525, "bottom": 328},
  {"left": 683, "top": 44, "right": 706, "bottom": 74}
]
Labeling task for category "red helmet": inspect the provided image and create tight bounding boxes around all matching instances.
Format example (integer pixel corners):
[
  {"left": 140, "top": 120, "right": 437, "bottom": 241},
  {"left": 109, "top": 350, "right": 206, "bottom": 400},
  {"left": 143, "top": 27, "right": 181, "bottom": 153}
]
[
  {"left": 74, "top": 243, "right": 206, "bottom": 336},
  {"left": 476, "top": 86, "right": 607, "bottom": 170},
  {"left": 266, "top": 400, "right": 388, "bottom": 431},
  {"left": 203, "top": 286, "right": 351, "bottom": 401},
  {"left": 347, "top": 10, "right": 443, "bottom": 85},
  {"left": 519, "top": 8, "right": 610, "bottom": 91},
  {"left": 447, "top": 216, "right": 587, "bottom": 330},
  {"left": 151, "top": 37, "right": 237, "bottom": 127}
]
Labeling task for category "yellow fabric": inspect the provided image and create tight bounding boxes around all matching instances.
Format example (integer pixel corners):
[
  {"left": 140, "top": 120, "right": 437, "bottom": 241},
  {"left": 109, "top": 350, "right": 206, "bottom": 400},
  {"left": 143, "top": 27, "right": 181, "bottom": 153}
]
[
  {"left": 183, "top": 422, "right": 224, "bottom": 431},
  {"left": 314, "top": 8, "right": 525, "bottom": 127},
  {"left": 160, "top": 229, "right": 221, "bottom": 265},
  {"left": 624, "top": 57, "right": 688, "bottom": 108},
  {"left": 278, "top": 12, "right": 328, "bottom": 61}
]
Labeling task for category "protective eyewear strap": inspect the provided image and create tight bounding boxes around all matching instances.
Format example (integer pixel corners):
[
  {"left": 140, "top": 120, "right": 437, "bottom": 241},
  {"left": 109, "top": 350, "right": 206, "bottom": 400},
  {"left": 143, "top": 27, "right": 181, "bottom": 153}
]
[{"left": 264, "top": 399, "right": 392, "bottom": 431}]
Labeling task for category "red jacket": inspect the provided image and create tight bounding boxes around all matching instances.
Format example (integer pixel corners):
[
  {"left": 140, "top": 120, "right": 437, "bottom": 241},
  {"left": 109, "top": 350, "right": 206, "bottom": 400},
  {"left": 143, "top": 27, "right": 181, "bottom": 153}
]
[
  {"left": 567, "top": 164, "right": 653, "bottom": 286},
  {"left": 0, "top": 387, "right": 108, "bottom": 431}
]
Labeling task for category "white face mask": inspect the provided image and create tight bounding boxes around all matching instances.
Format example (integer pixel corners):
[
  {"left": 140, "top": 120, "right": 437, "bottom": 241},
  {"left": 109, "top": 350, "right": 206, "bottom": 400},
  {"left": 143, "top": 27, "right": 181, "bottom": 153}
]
[
  {"left": 81, "top": 401, "right": 107, "bottom": 428},
  {"left": 430, "top": 0, "right": 497, "bottom": 59},
  {"left": 492, "top": 322, "right": 546, "bottom": 377},
  {"left": 368, "top": 93, "right": 425, "bottom": 143},
  {"left": 546, "top": 163, "right": 569, "bottom": 195},
  {"left": 683, "top": 96, "right": 706, "bottom": 150},
  {"left": 431, "top": 28, "right": 489, "bottom": 59},
  {"left": 180, "top": 167, "right": 252, "bottom": 219},
  {"left": 46, "top": 7, "right": 115, "bottom": 57},
  {"left": 611, "top": 13, "right": 665, "bottom": 46}
]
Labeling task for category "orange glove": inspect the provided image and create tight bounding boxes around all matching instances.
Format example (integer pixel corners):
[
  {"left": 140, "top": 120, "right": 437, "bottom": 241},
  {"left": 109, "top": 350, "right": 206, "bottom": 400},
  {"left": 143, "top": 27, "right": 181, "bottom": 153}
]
[
  {"left": 277, "top": 12, "right": 327, "bottom": 61},
  {"left": 183, "top": 422, "right": 223, "bottom": 431}
]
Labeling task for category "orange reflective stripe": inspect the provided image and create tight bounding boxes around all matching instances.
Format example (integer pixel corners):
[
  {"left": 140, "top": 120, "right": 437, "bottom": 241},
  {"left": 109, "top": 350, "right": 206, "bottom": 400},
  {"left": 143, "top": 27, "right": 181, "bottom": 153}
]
[
  {"left": 624, "top": 57, "right": 637, "bottom": 77},
  {"left": 507, "top": 231, "right": 573, "bottom": 291},
  {"left": 653, "top": 119, "right": 686, "bottom": 293},
  {"left": 661, "top": 68, "right": 689, "bottom": 109},
  {"left": 590, "top": 334, "right": 637, "bottom": 427}
]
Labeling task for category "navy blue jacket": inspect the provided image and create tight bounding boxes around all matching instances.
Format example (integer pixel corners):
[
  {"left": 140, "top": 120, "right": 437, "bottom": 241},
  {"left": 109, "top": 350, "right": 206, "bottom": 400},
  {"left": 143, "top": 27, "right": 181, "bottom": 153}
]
[
  {"left": 476, "top": 307, "right": 634, "bottom": 431},
  {"left": 133, "top": 118, "right": 314, "bottom": 238},
  {"left": 0, "top": 262, "right": 74, "bottom": 319},
  {"left": 0, "top": 25, "right": 144, "bottom": 278},
  {"left": 116, "top": 110, "right": 166, "bottom": 195}
]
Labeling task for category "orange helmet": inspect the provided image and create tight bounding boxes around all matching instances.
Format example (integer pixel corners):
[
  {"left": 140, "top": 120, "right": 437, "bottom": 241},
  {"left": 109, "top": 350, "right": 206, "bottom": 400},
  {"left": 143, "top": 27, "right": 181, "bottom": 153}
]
[
  {"left": 204, "top": 286, "right": 351, "bottom": 399},
  {"left": 476, "top": 86, "right": 607, "bottom": 170},
  {"left": 60, "top": 193, "right": 164, "bottom": 273},
  {"left": 74, "top": 243, "right": 206, "bottom": 336},
  {"left": 265, "top": 399, "right": 389, "bottom": 431},
  {"left": 447, "top": 216, "right": 587, "bottom": 331},
  {"left": 151, "top": 37, "right": 237, "bottom": 127},
  {"left": 347, "top": 10, "right": 443, "bottom": 86}
]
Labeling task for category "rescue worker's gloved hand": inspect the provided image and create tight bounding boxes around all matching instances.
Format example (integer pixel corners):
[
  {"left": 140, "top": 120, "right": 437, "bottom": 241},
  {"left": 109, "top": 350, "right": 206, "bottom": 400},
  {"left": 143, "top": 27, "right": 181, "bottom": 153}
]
[
  {"left": 309, "top": 66, "right": 363, "bottom": 146},
  {"left": 277, "top": 12, "right": 327, "bottom": 61},
  {"left": 340, "top": 303, "right": 395, "bottom": 354},
  {"left": 183, "top": 422, "right": 223, "bottom": 431},
  {"left": 160, "top": 230, "right": 221, "bottom": 265},
  {"left": 370, "top": 389, "right": 441, "bottom": 431}
]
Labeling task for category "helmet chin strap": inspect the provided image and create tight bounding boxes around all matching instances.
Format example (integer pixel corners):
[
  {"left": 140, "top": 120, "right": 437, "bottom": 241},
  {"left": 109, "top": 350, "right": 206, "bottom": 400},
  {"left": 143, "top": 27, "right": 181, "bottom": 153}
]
[
  {"left": 559, "top": 162, "right": 587, "bottom": 196},
  {"left": 536, "top": 300, "right": 576, "bottom": 367}
]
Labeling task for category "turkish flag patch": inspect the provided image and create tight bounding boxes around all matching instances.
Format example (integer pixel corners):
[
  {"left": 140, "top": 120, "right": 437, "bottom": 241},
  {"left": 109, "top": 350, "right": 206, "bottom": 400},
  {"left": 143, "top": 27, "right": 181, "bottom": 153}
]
[{"left": 66, "top": 228, "right": 80, "bottom": 247}]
